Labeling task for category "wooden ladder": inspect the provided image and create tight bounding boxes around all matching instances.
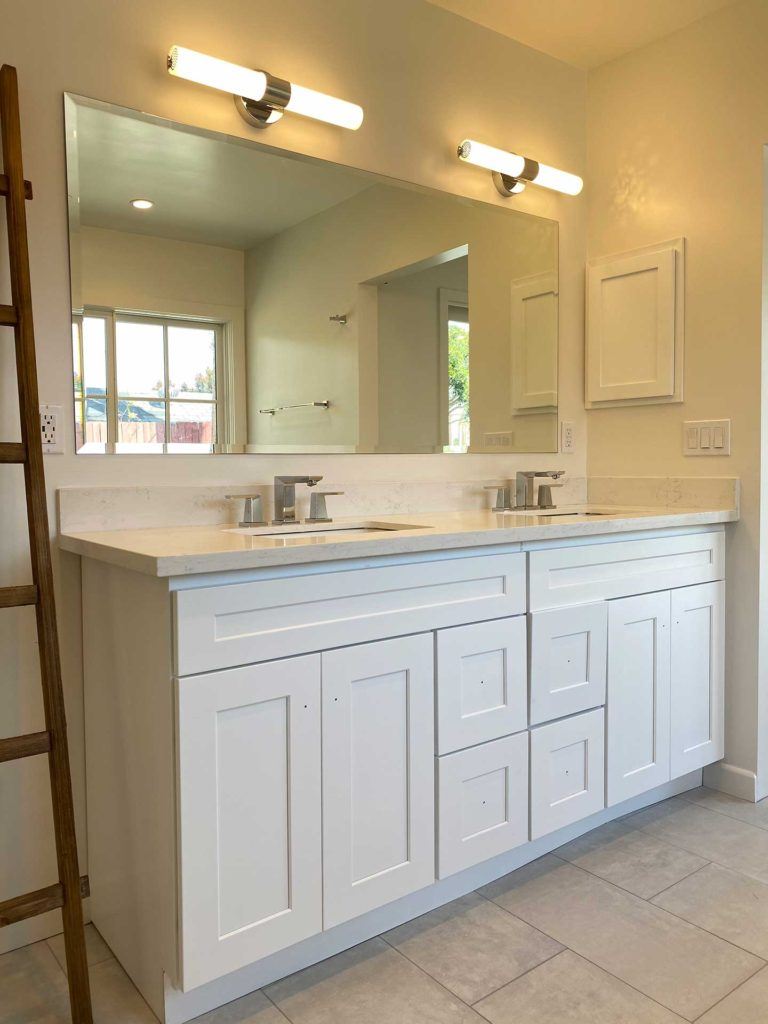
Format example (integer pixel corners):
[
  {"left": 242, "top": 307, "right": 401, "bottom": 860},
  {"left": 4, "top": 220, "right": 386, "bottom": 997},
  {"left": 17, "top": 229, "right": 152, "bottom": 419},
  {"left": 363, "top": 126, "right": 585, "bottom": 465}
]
[{"left": 0, "top": 64, "right": 93, "bottom": 1023}]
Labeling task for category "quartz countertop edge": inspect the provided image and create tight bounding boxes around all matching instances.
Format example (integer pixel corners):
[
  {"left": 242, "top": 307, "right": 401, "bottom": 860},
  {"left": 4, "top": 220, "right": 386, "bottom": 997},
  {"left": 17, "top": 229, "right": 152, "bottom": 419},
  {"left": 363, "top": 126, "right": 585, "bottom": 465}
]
[{"left": 57, "top": 507, "right": 738, "bottom": 578}]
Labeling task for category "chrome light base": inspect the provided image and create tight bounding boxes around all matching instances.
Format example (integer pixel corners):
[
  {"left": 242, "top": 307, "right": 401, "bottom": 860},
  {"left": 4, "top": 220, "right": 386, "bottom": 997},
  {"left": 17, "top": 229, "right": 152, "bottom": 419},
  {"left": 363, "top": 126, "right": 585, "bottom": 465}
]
[
  {"left": 235, "top": 71, "right": 291, "bottom": 129},
  {"left": 492, "top": 158, "right": 539, "bottom": 198}
]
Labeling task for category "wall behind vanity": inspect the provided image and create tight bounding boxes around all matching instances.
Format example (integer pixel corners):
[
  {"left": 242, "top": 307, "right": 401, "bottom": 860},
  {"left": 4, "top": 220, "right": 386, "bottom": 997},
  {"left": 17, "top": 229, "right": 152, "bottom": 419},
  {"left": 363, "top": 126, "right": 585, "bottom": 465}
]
[
  {"left": 586, "top": 0, "right": 768, "bottom": 800},
  {"left": 0, "top": 0, "right": 586, "bottom": 951}
]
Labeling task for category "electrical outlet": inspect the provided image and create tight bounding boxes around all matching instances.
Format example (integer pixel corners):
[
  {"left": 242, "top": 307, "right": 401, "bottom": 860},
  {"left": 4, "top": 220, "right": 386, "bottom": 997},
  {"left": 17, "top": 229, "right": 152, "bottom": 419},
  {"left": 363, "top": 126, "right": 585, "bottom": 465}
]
[
  {"left": 561, "top": 420, "right": 575, "bottom": 454},
  {"left": 40, "top": 405, "right": 63, "bottom": 454}
]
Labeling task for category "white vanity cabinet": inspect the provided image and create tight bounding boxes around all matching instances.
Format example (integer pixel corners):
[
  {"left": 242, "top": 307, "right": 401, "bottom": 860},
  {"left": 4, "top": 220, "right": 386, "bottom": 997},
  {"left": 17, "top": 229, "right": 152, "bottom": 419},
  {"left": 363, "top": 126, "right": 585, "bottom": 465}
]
[{"left": 77, "top": 525, "right": 728, "bottom": 1023}]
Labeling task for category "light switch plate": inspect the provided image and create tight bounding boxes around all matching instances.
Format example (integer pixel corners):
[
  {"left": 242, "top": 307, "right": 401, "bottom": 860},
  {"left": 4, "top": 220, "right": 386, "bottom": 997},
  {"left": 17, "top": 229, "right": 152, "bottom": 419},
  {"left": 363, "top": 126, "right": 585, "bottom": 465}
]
[
  {"left": 683, "top": 419, "right": 730, "bottom": 456},
  {"left": 484, "top": 432, "right": 514, "bottom": 449}
]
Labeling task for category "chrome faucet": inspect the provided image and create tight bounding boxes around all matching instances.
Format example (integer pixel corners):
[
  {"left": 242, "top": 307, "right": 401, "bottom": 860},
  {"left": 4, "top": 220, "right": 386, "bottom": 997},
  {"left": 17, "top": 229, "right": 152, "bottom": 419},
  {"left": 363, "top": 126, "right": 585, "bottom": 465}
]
[
  {"left": 273, "top": 475, "right": 323, "bottom": 524},
  {"left": 515, "top": 470, "right": 565, "bottom": 510}
]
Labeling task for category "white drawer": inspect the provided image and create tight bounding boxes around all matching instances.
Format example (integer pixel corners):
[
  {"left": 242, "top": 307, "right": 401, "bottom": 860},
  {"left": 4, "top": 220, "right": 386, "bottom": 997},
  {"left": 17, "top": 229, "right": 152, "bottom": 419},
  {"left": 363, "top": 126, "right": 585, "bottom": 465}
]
[
  {"left": 530, "top": 708, "right": 605, "bottom": 839},
  {"left": 528, "top": 530, "right": 724, "bottom": 611},
  {"left": 436, "top": 617, "right": 527, "bottom": 754},
  {"left": 175, "top": 552, "right": 526, "bottom": 675},
  {"left": 529, "top": 603, "right": 607, "bottom": 725},
  {"left": 437, "top": 731, "right": 528, "bottom": 878}
]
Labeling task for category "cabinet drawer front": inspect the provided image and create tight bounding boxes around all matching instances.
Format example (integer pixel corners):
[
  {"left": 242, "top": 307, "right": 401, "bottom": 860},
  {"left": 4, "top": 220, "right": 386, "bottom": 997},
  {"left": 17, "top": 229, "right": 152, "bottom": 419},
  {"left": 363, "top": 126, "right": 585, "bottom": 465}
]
[
  {"left": 175, "top": 553, "right": 526, "bottom": 675},
  {"left": 437, "top": 732, "right": 529, "bottom": 878},
  {"left": 528, "top": 531, "right": 724, "bottom": 610},
  {"left": 529, "top": 603, "right": 607, "bottom": 725},
  {"left": 530, "top": 709, "right": 605, "bottom": 840},
  {"left": 322, "top": 634, "right": 435, "bottom": 929},
  {"left": 607, "top": 592, "right": 671, "bottom": 806},
  {"left": 436, "top": 617, "right": 527, "bottom": 754},
  {"left": 176, "top": 655, "right": 322, "bottom": 990},
  {"left": 671, "top": 581, "right": 725, "bottom": 777}
]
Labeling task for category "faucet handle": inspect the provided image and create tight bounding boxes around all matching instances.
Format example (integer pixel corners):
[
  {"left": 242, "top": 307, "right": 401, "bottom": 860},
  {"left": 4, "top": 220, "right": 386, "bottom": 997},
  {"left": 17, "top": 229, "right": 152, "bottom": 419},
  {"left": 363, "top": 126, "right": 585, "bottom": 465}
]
[
  {"left": 484, "top": 483, "right": 513, "bottom": 512},
  {"left": 307, "top": 491, "right": 344, "bottom": 524},
  {"left": 225, "top": 493, "right": 266, "bottom": 527},
  {"left": 537, "top": 482, "right": 564, "bottom": 510}
]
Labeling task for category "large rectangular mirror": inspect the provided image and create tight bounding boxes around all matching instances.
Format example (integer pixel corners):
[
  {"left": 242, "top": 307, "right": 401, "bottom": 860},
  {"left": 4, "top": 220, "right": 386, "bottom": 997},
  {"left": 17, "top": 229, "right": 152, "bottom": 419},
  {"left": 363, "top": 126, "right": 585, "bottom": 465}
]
[{"left": 65, "top": 95, "right": 559, "bottom": 454}]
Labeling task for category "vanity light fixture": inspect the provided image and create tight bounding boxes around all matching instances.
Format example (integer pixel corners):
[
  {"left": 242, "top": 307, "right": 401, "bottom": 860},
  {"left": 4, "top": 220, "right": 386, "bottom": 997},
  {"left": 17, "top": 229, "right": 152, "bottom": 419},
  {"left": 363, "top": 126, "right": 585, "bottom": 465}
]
[
  {"left": 130, "top": 198, "right": 154, "bottom": 209},
  {"left": 457, "top": 139, "right": 583, "bottom": 197},
  {"left": 167, "top": 45, "right": 364, "bottom": 131}
]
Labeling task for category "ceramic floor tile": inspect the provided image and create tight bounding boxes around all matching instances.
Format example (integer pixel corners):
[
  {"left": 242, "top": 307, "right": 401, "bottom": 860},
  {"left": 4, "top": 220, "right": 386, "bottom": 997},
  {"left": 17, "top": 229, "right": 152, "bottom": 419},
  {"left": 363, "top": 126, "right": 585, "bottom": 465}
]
[
  {"left": 46, "top": 923, "right": 114, "bottom": 974},
  {"left": 632, "top": 799, "right": 768, "bottom": 883},
  {"left": 0, "top": 940, "right": 69, "bottom": 1023},
  {"left": 697, "top": 965, "right": 768, "bottom": 1023},
  {"left": 474, "top": 949, "right": 687, "bottom": 1023},
  {"left": 191, "top": 989, "right": 289, "bottom": 1022},
  {"left": 555, "top": 819, "right": 708, "bottom": 898},
  {"left": 652, "top": 862, "right": 768, "bottom": 958},
  {"left": 90, "top": 959, "right": 158, "bottom": 1022},
  {"left": 679, "top": 786, "right": 768, "bottom": 830},
  {"left": 479, "top": 855, "right": 762, "bottom": 1021},
  {"left": 382, "top": 891, "right": 562, "bottom": 1004},
  {"left": 265, "top": 938, "right": 484, "bottom": 1024}
]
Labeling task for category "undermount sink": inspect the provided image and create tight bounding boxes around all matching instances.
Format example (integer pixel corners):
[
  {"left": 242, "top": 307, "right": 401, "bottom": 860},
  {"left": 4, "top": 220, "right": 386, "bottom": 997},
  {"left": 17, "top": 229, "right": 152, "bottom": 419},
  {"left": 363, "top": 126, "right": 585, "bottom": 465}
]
[{"left": 225, "top": 521, "right": 428, "bottom": 539}]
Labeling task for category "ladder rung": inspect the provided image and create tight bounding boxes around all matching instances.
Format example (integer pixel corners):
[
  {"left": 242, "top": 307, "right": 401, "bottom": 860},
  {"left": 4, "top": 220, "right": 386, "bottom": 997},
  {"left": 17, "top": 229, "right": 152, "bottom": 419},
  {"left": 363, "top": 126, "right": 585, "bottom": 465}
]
[
  {"left": 0, "top": 173, "right": 32, "bottom": 199},
  {"left": 0, "top": 304, "right": 17, "bottom": 325},
  {"left": 0, "top": 875, "right": 89, "bottom": 927},
  {"left": 0, "top": 584, "right": 37, "bottom": 607},
  {"left": 0, "top": 442, "right": 25, "bottom": 463},
  {"left": 0, "top": 730, "right": 50, "bottom": 763}
]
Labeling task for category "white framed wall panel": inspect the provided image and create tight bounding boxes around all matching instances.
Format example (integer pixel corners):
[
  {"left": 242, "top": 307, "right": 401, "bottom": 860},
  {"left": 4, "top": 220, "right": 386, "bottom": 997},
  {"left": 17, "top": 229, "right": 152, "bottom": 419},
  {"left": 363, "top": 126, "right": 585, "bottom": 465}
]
[
  {"left": 671, "top": 581, "right": 725, "bottom": 777},
  {"left": 510, "top": 272, "right": 558, "bottom": 413},
  {"left": 586, "top": 238, "right": 685, "bottom": 408},
  {"left": 321, "top": 634, "right": 435, "bottom": 928},
  {"left": 607, "top": 592, "right": 671, "bottom": 805},
  {"left": 437, "top": 731, "right": 528, "bottom": 878},
  {"left": 175, "top": 553, "right": 526, "bottom": 674},
  {"left": 530, "top": 708, "right": 605, "bottom": 839},
  {"left": 436, "top": 616, "right": 527, "bottom": 754},
  {"left": 528, "top": 530, "right": 724, "bottom": 610},
  {"left": 176, "top": 655, "right": 322, "bottom": 990},
  {"left": 529, "top": 603, "right": 607, "bottom": 725}
]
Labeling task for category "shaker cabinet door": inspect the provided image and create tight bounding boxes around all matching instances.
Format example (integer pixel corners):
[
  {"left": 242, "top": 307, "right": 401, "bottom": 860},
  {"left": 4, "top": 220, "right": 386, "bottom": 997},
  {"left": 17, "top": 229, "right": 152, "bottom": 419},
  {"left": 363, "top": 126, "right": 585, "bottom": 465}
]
[
  {"left": 177, "top": 655, "right": 322, "bottom": 990},
  {"left": 671, "top": 582, "right": 725, "bottom": 777},
  {"left": 606, "top": 592, "right": 671, "bottom": 806},
  {"left": 322, "top": 634, "right": 435, "bottom": 929}
]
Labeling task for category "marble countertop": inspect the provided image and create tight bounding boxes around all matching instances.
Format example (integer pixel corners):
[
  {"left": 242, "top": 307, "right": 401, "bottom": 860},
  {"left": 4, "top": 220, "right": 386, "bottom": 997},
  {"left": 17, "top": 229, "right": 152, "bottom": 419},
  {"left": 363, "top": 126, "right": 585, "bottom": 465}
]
[{"left": 58, "top": 505, "right": 738, "bottom": 578}]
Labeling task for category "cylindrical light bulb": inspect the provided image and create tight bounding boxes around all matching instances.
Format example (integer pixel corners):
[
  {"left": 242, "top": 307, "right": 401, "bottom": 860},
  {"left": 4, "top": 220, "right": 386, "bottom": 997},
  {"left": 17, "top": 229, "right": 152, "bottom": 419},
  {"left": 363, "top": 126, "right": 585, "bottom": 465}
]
[
  {"left": 168, "top": 46, "right": 267, "bottom": 103},
  {"left": 532, "top": 162, "right": 583, "bottom": 196},
  {"left": 286, "top": 83, "right": 364, "bottom": 130},
  {"left": 457, "top": 140, "right": 526, "bottom": 180}
]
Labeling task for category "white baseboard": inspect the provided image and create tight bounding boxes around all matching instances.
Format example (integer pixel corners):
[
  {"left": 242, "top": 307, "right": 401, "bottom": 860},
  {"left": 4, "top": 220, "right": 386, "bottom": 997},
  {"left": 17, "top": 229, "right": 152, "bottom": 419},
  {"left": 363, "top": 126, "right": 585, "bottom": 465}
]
[
  {"left": 703, "top": 761, "right": 758, "bottom": 801},
  {"left": 163, "top": 770, "right": 702, "bottom": 1024}
]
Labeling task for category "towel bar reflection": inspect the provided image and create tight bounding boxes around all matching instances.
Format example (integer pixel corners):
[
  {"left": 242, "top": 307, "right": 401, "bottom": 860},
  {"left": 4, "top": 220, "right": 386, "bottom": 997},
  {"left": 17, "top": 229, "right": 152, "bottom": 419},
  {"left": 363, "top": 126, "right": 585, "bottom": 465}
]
[{"left": 259, "top": 400, "right": 331, "bottom": 415}]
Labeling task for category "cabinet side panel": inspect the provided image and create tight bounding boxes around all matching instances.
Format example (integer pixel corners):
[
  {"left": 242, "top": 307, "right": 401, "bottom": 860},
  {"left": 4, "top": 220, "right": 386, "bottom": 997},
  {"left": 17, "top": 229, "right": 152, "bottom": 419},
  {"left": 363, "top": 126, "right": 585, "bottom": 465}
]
[{"left": 82, "top": 558, "right": 175, "bottom": 1019}]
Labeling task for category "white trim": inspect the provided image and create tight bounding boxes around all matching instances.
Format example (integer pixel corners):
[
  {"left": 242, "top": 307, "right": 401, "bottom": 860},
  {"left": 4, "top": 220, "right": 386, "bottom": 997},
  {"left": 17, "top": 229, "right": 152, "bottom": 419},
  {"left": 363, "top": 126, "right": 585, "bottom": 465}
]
[
  {"left": 438, "top": 288, "right": 469, "bottom": 451},
  {"left": 162, "top": 770, "right": 702, "bottom": 1024}
]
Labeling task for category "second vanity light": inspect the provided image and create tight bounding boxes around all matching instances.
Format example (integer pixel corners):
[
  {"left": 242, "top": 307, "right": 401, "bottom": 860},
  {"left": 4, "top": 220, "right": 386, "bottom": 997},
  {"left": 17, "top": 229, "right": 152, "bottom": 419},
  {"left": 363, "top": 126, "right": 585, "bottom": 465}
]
[
  {"left": 457, "top": 139, "right": 583, "bottom": 197},
  {"left": 167, "top": 46, "right": 364, "bottom": 130}
]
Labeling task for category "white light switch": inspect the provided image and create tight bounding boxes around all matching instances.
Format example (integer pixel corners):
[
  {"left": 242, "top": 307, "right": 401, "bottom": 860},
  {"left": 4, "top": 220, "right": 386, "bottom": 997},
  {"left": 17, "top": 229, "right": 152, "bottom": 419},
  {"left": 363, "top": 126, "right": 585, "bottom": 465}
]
[{"left": 683, "top": 419, "right": 730, "bottom": 456}]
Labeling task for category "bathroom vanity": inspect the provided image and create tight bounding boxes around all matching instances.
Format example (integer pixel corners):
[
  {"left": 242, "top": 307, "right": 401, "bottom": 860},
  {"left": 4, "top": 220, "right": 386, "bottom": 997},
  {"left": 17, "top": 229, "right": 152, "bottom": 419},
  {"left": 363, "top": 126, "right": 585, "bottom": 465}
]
[{"left": 59, "top": 505, "right": 733, "bottom": 1023}]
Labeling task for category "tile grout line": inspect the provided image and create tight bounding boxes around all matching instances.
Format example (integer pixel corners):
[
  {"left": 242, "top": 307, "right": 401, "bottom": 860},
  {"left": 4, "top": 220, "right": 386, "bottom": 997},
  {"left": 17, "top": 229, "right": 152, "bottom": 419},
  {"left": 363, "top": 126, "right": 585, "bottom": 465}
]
[
  {"left": 468, "top": 949, "right": 565, "bottom": 1009},
  {"left": 690, "top": 960, "right": 768, "bottom": 1022},
  {"left": 641, "top": 860, "right": 712, "bottom": 903},
  {"left": 677, "top": 792, "right": 768, "bottom": 832},
  {"left": 261, "top": 986, "right": 294, "bottom": 1023},
  {"left": 644, "top": 895, "right": 768, "bottom": 964},
  {"left": 631, "top": 818, "right": 768, "bottom": 888}
]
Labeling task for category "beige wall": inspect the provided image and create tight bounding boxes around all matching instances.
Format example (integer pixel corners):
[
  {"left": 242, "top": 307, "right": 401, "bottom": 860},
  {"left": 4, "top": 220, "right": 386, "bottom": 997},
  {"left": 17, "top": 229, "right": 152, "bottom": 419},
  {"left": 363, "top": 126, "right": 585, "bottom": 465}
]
[
  {"left": 0, "top": 0, "right": 586, "bottom": 951},
  {"left": 586, "top": 0, "right": 768, "bottom": 797}
]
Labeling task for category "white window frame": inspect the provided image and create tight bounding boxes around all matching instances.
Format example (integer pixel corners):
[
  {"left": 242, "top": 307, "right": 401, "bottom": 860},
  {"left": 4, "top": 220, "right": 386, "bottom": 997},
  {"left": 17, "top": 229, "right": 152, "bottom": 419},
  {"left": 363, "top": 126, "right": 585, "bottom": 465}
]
[{"left": 74, "top": 308, "right": 224, "bottom": 451}]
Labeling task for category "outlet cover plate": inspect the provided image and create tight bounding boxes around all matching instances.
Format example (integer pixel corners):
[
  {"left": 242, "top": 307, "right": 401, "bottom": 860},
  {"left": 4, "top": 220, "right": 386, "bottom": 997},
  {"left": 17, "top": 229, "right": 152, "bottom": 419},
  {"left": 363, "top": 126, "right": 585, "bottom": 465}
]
[{"left": 40, "top": 404, "right": 63, "bottom": 454}]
